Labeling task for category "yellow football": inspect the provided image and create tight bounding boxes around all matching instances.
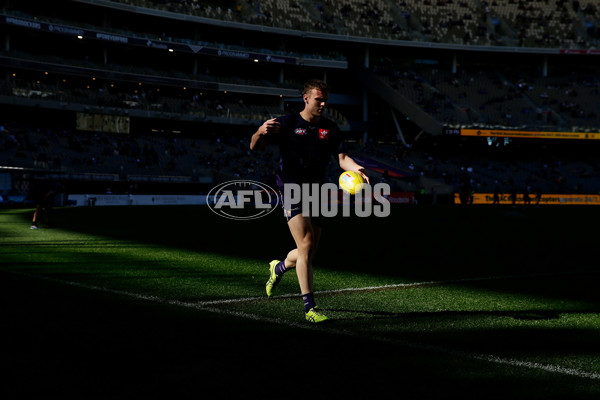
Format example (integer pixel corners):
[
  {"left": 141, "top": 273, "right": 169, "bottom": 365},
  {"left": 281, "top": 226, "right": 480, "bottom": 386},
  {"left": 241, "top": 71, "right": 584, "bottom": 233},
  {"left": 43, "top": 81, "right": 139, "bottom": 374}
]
[{"left": 339, "top": 171, "right": 365, "bottom": 195}]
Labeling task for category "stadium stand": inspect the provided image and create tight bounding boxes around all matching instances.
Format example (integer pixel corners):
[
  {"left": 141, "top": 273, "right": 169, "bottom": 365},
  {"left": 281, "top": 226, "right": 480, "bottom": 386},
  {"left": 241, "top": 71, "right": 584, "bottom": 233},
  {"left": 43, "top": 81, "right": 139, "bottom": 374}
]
[
  {"left": 111, "top": 0, "right": 600, "bottom": 47},
  {"left": 1, "top": 0, "right": 600, "bottom": 203}
]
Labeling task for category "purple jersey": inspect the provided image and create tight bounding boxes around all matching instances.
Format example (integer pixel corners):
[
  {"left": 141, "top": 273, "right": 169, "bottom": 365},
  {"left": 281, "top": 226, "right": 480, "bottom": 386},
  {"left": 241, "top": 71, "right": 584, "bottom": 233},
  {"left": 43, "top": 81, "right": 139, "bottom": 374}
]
[{"left": 268, "top": 112, "right": 345, "bottom": 186}]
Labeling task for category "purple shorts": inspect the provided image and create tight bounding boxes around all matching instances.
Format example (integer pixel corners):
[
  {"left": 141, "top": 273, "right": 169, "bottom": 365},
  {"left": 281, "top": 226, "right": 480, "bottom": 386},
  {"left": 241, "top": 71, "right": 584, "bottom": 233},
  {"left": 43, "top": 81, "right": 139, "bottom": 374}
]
[{"left": 277, "top": 178, "right": 325, "bottom": 226}]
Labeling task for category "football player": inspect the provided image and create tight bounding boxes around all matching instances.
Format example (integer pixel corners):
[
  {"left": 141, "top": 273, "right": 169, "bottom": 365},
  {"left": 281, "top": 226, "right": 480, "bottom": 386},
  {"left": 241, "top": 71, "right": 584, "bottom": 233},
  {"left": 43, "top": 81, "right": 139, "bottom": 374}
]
[{"left": 250, "top": 79, "right": 368, "bottom": 323}]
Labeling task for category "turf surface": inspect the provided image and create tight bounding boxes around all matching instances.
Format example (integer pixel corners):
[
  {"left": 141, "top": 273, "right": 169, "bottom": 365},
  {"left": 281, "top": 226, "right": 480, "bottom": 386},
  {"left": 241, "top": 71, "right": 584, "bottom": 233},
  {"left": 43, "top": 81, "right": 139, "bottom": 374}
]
[{"left": 1, "top": 204, "right": 599, "bottom": 399}]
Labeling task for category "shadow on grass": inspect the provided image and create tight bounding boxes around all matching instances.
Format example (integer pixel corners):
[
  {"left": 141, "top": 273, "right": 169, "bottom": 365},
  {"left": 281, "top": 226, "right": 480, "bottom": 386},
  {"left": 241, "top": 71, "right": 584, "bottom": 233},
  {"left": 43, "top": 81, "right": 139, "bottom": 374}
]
[{"left": 4, "top": 206, "right": 600, "bottom": 398}]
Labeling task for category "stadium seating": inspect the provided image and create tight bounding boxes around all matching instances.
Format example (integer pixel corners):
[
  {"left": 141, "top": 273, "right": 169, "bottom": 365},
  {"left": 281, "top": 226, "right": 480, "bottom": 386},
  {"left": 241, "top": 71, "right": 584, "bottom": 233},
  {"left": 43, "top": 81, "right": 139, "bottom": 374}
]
[
  {"left": 1, "top": 0, "right": 600, "bottom": 201},
  {"left": 116, "top": 0, "right": 599, "bottom": 47}
]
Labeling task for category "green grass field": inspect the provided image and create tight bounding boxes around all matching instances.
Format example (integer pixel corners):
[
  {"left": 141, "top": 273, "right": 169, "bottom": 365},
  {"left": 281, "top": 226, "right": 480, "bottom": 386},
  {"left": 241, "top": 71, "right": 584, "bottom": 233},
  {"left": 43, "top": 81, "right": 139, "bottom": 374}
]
[{"left": 1, "top": 204, "right": 600, "bottom": 399}]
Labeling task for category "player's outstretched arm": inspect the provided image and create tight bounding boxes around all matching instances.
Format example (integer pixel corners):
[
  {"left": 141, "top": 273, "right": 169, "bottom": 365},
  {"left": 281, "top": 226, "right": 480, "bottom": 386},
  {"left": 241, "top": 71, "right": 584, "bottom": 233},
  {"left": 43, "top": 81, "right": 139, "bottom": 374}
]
[
  {"left": 339, "top": 153, "right": 370, "bottom": 184},
  {"left": 250, "top": 118, "right": 280, "bottom": 151}
]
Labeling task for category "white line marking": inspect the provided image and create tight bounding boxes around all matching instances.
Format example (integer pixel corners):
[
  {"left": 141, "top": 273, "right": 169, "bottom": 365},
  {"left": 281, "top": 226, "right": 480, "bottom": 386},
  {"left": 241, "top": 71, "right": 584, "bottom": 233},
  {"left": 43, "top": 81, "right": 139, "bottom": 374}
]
[
  {"left": 200, "top": 269, "right": 598, "bottom": 306},
  {"left": 3, "top": 268, "right": 600, "bottom": 381}
]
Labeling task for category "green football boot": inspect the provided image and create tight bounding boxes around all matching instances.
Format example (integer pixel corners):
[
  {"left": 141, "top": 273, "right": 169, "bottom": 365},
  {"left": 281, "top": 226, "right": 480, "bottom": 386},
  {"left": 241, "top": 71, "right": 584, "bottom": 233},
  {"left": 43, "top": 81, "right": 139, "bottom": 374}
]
[
  {"left": 266, "top": 260, "right": 282, "bottom": 297},
  {"left": 305, "top": 307, "right": 329, "bottom": 323}
]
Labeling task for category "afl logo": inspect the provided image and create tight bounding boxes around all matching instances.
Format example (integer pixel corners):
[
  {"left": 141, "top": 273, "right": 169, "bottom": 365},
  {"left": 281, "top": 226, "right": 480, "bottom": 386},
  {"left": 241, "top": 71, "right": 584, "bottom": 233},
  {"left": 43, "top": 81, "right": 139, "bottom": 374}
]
[
  {"left": 207, "top": 180, "right": 280, "bottom": 220},
  {"left": 294, "top": 128, "right": 307, "bottom": 136}
]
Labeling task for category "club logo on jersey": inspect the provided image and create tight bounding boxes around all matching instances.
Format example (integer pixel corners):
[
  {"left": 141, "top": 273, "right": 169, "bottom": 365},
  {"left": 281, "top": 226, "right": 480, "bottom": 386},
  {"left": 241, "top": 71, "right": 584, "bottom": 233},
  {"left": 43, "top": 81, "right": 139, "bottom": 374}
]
[
  {"left": 294, "top": 128, "right": 307, "bottom": 136},
  {"left": 319, "top": 129, "right": 329, "bottom": 139}
]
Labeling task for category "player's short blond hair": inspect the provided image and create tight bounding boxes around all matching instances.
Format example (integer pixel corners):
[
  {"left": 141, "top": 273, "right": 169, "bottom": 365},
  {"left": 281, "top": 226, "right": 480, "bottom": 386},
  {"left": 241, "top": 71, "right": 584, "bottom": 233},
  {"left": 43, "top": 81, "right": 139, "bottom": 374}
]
[{"left": 302, "top": 79, "right": 329, "bottom": 96}]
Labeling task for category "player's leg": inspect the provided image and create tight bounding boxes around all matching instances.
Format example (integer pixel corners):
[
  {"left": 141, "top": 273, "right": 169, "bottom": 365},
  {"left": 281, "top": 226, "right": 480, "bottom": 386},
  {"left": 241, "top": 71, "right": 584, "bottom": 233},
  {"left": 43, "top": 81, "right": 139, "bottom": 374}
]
[
  {"left": 266, "top": 213, "right": 313, "bottom": 296},
  {"left": 287, "top": 215, "right": 328, "bottom": 322},
  {"left": 286, "top": 214, "right": 317, "bottom": 293},
  {"left": 265, "top": 217, "right": 321, "bottom": 297},
  {"left": 31, "top": 204, "right": 42, "bottom": 229},
  {"left": 281, "top": 224, "right": 321, "bottom": 271}
]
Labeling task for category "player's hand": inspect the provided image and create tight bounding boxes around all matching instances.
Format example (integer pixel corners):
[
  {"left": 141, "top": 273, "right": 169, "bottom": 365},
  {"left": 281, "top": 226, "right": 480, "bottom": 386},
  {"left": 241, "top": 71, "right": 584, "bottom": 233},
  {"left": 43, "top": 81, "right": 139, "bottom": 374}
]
[
  {"left": 260, "top": 118, "right": 280, "bottom": 135},
  {"left": 358, "top": 168, "right": 370, "bottom": 184},
  {"left": 251, "top": 118, "right": 279, "bottom": 150}
]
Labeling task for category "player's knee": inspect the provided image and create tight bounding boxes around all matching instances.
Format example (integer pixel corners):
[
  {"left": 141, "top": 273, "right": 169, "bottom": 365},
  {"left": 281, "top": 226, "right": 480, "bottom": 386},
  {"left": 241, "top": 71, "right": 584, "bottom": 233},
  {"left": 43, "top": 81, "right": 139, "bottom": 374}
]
[{"left": 298, "top": 236, "right": 314, "bottom": 255}]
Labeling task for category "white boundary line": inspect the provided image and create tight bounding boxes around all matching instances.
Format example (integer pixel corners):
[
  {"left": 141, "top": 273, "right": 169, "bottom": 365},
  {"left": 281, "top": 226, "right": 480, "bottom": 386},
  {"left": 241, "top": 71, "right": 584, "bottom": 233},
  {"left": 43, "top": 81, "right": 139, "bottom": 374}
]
[
  {"left": 3, "top": 268, "right": 600, "bottom": 381},
  {"left": 200, "top": 269, "right": 598, "bottom": 306}
]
